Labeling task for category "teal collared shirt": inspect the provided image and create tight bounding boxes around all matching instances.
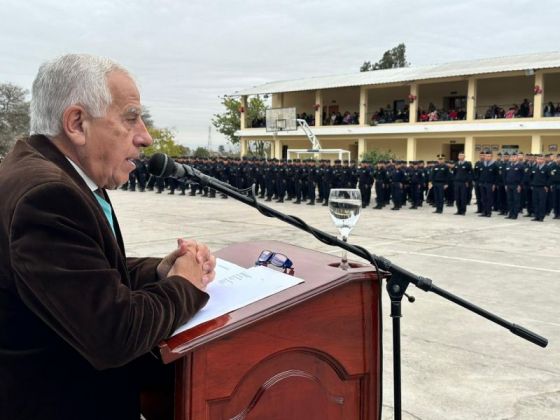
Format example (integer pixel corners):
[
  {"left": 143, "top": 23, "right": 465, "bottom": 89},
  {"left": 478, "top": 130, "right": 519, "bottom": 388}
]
[
  {"left": 93, "top": 192, "right": 115, "bottom": 235},
  {"left": 66, "top": 157, "right": 115, "bottom": 236}
]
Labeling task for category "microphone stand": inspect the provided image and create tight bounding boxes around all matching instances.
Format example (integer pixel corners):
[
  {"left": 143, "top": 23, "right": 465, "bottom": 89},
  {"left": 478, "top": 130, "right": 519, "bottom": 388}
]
[{"left": 171, "top": 163, "right": 548, "bottom": 420}]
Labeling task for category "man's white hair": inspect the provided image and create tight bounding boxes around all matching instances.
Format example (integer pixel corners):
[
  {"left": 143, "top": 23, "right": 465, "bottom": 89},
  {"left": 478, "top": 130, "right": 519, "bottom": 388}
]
[{"left": 30, "top": 54, "right": 131, "bottom": 137}]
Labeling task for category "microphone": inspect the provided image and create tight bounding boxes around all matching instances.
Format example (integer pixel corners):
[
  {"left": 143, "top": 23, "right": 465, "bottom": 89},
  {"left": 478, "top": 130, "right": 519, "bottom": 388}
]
[{"left": 148, "top": 153, "right": 194, "bottom": 179}]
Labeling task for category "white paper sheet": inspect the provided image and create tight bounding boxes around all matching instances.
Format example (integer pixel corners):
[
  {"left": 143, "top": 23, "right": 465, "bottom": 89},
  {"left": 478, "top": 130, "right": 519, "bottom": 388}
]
[{"left": 171, "top": 258, "right": 304, "bottom": 337}]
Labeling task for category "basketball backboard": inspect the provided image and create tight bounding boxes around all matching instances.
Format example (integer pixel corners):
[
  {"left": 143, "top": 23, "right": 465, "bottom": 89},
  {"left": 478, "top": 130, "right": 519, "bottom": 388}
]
[{"left": 266, "top": 107, "right": 297, "bottom": 132}]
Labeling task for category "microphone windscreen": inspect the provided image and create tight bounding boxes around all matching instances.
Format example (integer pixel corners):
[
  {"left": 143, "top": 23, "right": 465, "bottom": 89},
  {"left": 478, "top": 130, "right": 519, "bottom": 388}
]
[{"left": 148, "top": 153, "right": 175, "bottom": 177}]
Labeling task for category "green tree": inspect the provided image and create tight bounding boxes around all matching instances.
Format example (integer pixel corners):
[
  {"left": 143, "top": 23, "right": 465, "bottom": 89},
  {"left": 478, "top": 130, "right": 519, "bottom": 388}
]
[
  {"left": 0, "top": 83, "right": 30, "bottom": 156},
  {"left": 212, "top": 95, "right": 268, "bottom": 145},
  {"left": 193, "top": 146, "right": 210, "bottom": 158},
  {"left": 361, "top": 149, "right": 396, "bottom": 164},
  {"left": 360, "top": 43, "right": 409, "bottom": 72},
  {"left": 142, "top": 127, "right": 186, "bottom": 157}
]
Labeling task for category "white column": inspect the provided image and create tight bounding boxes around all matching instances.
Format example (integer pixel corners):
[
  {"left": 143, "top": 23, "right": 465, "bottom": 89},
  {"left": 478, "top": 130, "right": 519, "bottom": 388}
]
[
  {"left": 464, "top": 136, "right": 475, "bottom": 163},
  {"left": 240, "top": 138, "right": 248, "bottom": 157},
  {"left": 358, "top": 138, "right": 366, "bottom": 160},
  {"left": 531, "top": 134, "right": 542, "bottom": 154},
  {"left": 408, "top": 83, "right": 418, "bottom": 123},
  {"left": 274, "top": 138, "right": 282, "bottom": 159},
  {"left": 466, "top": 78, "right": 477, "bottom": 121},
  {"left": 315, "top": 90, "right": 323, "bottom": 127},
  {"left": 359, "top": 87, "right": 368, "bottom": 125},
  {"left": 240, "top": 95, "right": 248, "bottom": 130},
  {"left": 533, "top": 71, "right": 544, "bottom": 119},
  {"left": 406, "top": 137, "right": 417, "bottom": 163}
]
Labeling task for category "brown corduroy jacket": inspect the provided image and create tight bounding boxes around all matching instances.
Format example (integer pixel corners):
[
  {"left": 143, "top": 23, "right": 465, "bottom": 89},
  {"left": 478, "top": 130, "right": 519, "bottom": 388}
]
[{"left": 0, "top": 135, "right": 208, "bottom": 420}]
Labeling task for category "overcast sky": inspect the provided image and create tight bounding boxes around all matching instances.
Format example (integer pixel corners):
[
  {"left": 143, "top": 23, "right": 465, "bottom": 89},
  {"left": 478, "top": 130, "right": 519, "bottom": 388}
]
[{"left": 1, "top": 0, "right": 559, "bottom": 149}]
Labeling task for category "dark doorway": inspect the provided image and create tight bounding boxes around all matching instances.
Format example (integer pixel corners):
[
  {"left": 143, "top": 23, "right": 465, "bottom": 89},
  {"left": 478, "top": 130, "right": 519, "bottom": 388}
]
[
  {"left": 445, "top": 96, "right": 467, "bottom": 111},
  {"left": 449, "top": 144, "right": 464, "bottom": 161},
  {"left": 282, "top": 145, "right": 288, "bottom": 160}
]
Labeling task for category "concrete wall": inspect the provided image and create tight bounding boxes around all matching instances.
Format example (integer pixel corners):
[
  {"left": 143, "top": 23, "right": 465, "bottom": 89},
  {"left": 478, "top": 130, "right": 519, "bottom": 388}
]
[
  {"left": 476, "top": 76, "right": 534, "bottom": 117},
  {"left": 283, "top": 90, "right": 316, "bottom": 116},
  {"left": 253, "top": 133, "right": 555, "bottom": 162},
  {"left": 364, "top": 138, "right": 407, "bottom": 159},
  {"left": 473, "top": 135, "right": 532, "bottom": 154},
  {"left": 418, "top": 81, "right": 468, "bottom": 111},
  {"left": 542, "top": 135, "right": 560, "bottom": 154},
  {"left": 322, "top": 86, "right": 360, "bottom": 115},
  {"left": 367, "top": 85, "right": 410, "bottom": 119},
  {"left": 543, "top": 73, "right": 560, "bottom": 110}
]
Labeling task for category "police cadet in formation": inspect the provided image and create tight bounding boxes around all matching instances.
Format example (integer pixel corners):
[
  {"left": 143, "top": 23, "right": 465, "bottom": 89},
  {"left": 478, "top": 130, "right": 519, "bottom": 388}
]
[
  {"left": 473, "top": 151, "right": 485, "bottom": 214},
  {"left": 373, "top": 160, "right": 389, "bottom": 209},
  {"left": 408, "top": 160, "right": 426, "bottom": 209},
  {"left": 123, "top": 152, "right": 560, "bottom": 224},
  {"left": 551, "top": 154, "right": 560, "bottom": 219},
  {"left": 530, "top": 154, "right": 550, "bottom": 222},
  {"left": 452, "top": 152, "right": 473, "bottom": 215},
  {"left": 389, "top": 160, "right": 406, "bottom": 210},
  {"left": 520, "top": 152, "right": 533, "bottom": 217},
  {"left": 306, "top": 159, "right": 318, "bottom": 205},
  {"left": 444, "top": 160, "right": 455, "bottom": 207},
  {"left": 504, "top": 152, "right": 524, "bottom": 219},
  {"left": 358, "top": 160, "right": 374, "bottom": 208},
  {"left": 430, "top": 154, "right": 451, "bottom": 213},
  {"left": 494, "top": 152, "right": 508, "bottom": 214},
  {"left": 275, "top": 159, "right": 287, "bottom": 202},
  {"left": 478, "top": 150, "right": 498, "bottom": 217},
  {"left": 255, "top": 159, "right": 266, "bottom": 198},
  {"left": 545, "top": 153, "right": 555, "bottom": 215}
]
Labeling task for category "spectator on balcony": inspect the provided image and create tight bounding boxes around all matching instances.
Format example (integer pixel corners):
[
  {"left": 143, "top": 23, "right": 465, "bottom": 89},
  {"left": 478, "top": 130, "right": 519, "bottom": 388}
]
[
  {"left": 555, "top": 104, "right": 560, "bottom": 117},
  {"left": 428, "top": 109, "right": 439, "bottom": 121},
  {"left": 335, "top": 111, "right": 343, "bottom": 125},
  {"left": 544, "top": 102, "right": 555, "bottom": 117},
  {"left": 457, "top": 108, "right": 466, "bottom": 120},
  {"left": 518, "top": 99, "right": 530, "bottom": 118},
  {"left": 448, "top": 109, "right": 458, "bottom": 120},
  {"left": 342, "top": 111, "right": 353, "bottom": 125},
  {"left": 428, "top": 102, "right": 436, "bottom": 112},
  {"left": 419, "top": 109, "right": 429, "bottom": 122},
  {"left": 505, "top": 105, "right": 518, "bottom": 119}
]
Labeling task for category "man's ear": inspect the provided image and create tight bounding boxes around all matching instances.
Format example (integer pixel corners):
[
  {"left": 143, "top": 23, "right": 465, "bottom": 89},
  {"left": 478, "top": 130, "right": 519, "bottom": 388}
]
[{"left": 62, "top": 105, "right": 88, "bottom": 146}]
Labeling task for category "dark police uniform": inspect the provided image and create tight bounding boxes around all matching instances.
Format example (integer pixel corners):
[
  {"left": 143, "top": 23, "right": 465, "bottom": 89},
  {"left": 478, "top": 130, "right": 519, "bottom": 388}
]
[
  {"left": 452, "top": 159, "right": 473, "bottom": 215},
  {"left": 530, "top": 162, "right": 550, "bottom": 221},
  {"left": 430, "top": 158, "right": 450, "bottom": 213},
  {"left": 550, "top": 159, "right": 560, "bottom": 219},
  {"left": 473, "top": 156, "right": 485, "bottom": 213},
  {"left": 478, "top": 158, "right": 498, "bottom": 217},
  {"left": 357, "top": 162, "right": 374, "bottom": 208},
  {"left": 408, "top": 163, "right": 425, "bottom": 209},
  {"left": 504, "top": 160, "right": 523, "bottom": 219},
  {"left": 390, "top": 162, "right": 406, "bottom": 210}
]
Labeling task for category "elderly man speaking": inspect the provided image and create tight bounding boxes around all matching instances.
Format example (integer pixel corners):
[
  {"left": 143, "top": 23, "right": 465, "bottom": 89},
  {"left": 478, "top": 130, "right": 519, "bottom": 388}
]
[{"left": 0, "top": 54, "right": 216, "bottom": 420}]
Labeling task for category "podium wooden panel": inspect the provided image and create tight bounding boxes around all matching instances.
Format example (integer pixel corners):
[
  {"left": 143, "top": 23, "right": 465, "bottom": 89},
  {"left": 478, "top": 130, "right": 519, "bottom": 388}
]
[{"left": 158, "top": 240, "right": 385, "bottom": 420}]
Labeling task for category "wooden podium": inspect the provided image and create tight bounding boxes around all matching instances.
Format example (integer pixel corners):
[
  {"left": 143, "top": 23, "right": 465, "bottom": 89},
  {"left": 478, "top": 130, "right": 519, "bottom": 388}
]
[{"left": 158, "top": 240, "right": 385, "bottom": 420}]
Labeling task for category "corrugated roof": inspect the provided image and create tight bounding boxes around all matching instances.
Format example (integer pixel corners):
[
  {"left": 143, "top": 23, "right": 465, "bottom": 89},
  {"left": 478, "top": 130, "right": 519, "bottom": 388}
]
[{"left": 234, "top": 52, "right": 560, "bottom": 96}]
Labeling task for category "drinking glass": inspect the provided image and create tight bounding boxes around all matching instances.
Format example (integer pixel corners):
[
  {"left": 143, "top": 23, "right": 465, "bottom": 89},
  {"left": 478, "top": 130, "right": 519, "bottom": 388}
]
[{"left": 328, "top": 188, "right": 362, "bottom": 270}]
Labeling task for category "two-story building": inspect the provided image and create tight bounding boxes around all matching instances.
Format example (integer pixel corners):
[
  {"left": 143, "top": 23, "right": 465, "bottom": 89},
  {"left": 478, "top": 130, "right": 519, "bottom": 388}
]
[{"left": 234, "top": 52, "right": 560, "bottom": 162}]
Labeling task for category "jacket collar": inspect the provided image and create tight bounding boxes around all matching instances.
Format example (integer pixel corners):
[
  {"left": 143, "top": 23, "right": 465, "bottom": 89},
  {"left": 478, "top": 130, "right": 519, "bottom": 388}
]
[{"left": 27, "top": 135, "right": 126, "bottom": 255}]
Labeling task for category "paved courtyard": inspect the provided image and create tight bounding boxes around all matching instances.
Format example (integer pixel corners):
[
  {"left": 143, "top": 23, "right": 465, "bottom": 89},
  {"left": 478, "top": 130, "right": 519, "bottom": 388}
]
[{"left": 109, "top": 189, "right": 559, "bottom": 420}]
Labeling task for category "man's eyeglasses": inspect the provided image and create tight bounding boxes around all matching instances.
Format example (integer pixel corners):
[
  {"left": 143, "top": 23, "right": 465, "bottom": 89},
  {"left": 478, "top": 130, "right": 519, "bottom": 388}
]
[{"left": 255, "top": 250, "right": 294, "bottom": 275}]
